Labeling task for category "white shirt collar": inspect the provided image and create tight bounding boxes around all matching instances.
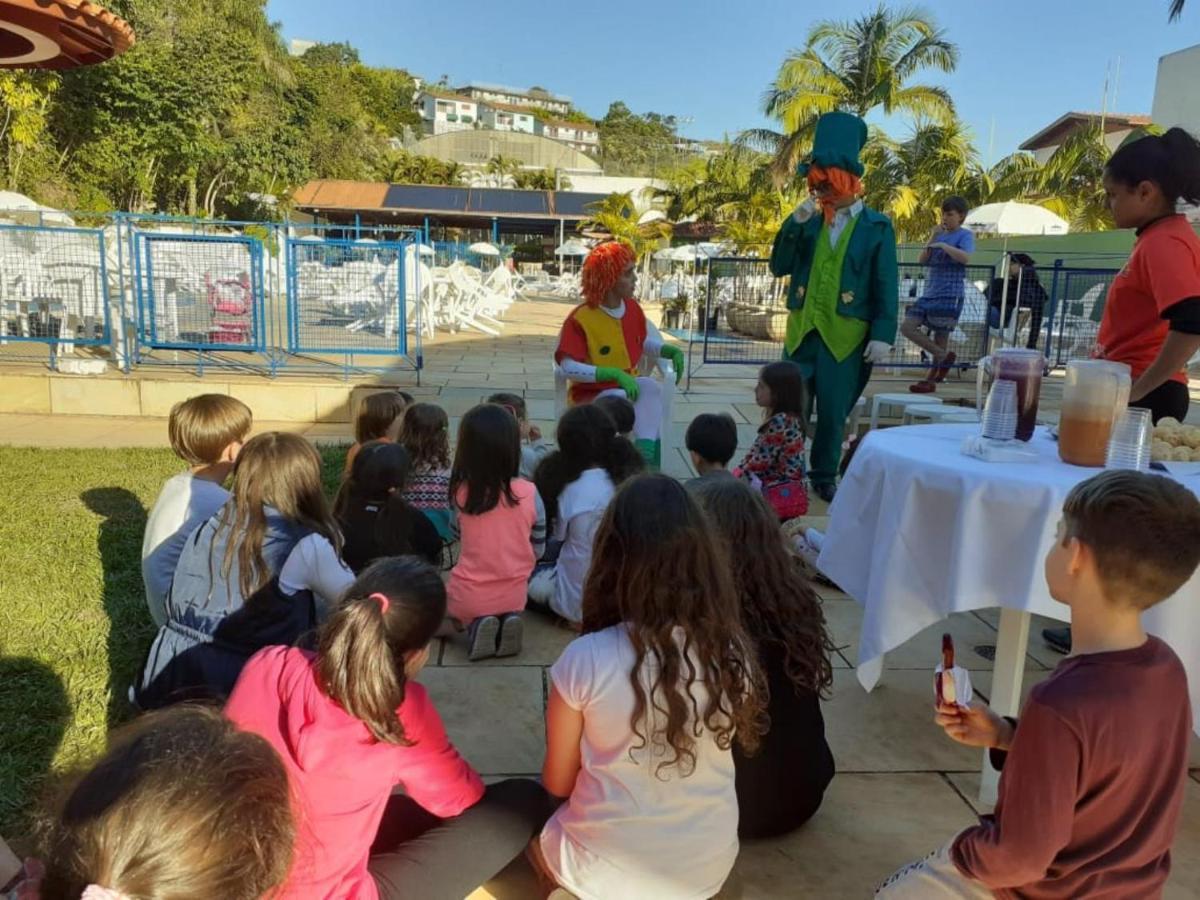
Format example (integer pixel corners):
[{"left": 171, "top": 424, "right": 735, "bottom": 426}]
[
  {"left": 600, "top": 300, "right": 626, "bottom": 319},
  {"left": 834, "top": 200, "right": 864, "bottom": 223}
]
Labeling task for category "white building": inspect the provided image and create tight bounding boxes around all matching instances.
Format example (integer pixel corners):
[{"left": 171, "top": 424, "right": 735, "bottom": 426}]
[
  {"left": 541, "top": 120, "right": 600, "bottom": 155},
  {"left": 1018, "top": 111, "right": 1151, "bottom": 164},
  {"left": 414, "top": 90, "right": 480, "bottom": 136},
  {"left": 456, "top": 82, "right": 571, "bottom": 116},
  {"left": 1152, "top": 43, "right": 1200, "bottom": 223},
  {"left": 478, "top": 102, "right": 538, "bottom": 135},
  {"left": 1152, "top": 44, "right": 1200, "bottom": 136}
]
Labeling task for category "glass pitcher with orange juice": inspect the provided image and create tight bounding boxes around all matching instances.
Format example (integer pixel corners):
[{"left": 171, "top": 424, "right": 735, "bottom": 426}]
[{"left": 1058, "top": 360, "right": 1131, "bottom": 467}]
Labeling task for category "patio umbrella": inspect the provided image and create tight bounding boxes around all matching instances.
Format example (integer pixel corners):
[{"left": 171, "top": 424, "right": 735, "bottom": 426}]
[
  {"left": 555, "top": 240, "right": 590, "bottom": 257},
  {"left": 965, "top": 202, "right": 1068, "bottom": 236},
  {"left": 0, "top": 0, "right": 134, "bottom": 69},
  {"left": 0, "top": 190, "right": 73, "bottom": 226},
  {"left": 468, "top": 242, "right": 500, "bottom": 256}
]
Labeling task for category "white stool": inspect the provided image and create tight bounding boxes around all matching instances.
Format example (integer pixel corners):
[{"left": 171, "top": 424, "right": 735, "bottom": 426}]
[
  {"left": 809, "top": 395, "right": 867, "bottom": 436},
  {"left": 902, "top": 404, "right": 981, "bottom": 425},
  {"left": 870, "top": 392, "right": 943, "bottom": 430}
]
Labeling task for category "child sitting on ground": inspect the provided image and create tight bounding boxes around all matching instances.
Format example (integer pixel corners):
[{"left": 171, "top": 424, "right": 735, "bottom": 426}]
[
  {"left": 448, "top": 403, "right": 545, "bottom": 660},
  {"left": 488, "top": 391, "right": 550, "bottom": 479},
  {"left": 345, "top": 390, "right": 412, "bottom": 474},
  {"left": 695, "top": 477, "right": 835, "bottom": 839},
  {"left": 6, "top": 705, "right": 293, "bottom": 900},
  {"left": 685, "top": 411, "right": 739, "bottom": 491},
  {"left": 736, "top": 361, "right": 809, "bottom": 519},
  {"left": 533, "top": 474, "right": 764, "bottom": 899},
  {"left": 528, "top": 404, "right": 643, "bottom": 624},
  {"left": 398, "top": 402, "right": 454, "bottom": 542},
  {"left": 335, "top": 440, "right": 444, "bottom": 571},
  {"left": 876, "top": 470, "right": 1200, "bottom": 898},
  {"left": 593, "top": 394, "right": 636, "bottom": 439},
  {"left": 141, "top": 394, "right": 251, "bottom": 627},
  {"left": 900, "top": 196, "right": 974, "bottom": 394},
  {"left": 226, "top": 557, "right": 552, "bottom": 900},
  {"left": 134, "top": 432, "right": 353, "bottom": 708}
]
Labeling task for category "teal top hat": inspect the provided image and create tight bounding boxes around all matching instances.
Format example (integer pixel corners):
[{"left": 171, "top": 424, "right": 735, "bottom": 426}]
[{"left": 796, "top": 111, "right": 869, "bottom": 177}]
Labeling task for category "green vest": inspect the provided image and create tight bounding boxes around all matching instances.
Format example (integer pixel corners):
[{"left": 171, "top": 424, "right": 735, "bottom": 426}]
[{"left": 784, "top": 216, "right": 869, "bottom": 361}]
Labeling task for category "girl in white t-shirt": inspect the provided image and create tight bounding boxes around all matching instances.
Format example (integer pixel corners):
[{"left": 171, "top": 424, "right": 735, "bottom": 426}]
[
  {"left": 528, "top": 403, "right": 643, "bottom": 624},
  {"left": 533, "top": 473, "right": 765, "bottom": 900}
]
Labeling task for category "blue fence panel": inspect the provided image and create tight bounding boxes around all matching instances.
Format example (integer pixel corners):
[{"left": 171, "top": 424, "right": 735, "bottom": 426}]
[
  {"left": 0, "top": 223, "right": 112, "bottom": 353},
  {"left": 133, "top": 232, "right": 266, "bottom": 352},
  {"left": 1043, "top": 267, "right": 1117, "bottom": 367},
  {"left": 895, "top": 262, "right": 996, "bottom": 368},
  {"left": 286, "top": 237, "right": 413, "bottom": 357}
]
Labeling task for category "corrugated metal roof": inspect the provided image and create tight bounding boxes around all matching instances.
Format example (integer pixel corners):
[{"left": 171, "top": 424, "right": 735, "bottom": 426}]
[
  {"left": 291, "top": 180, "right": 389, "bottom": 210},
  {"left": 294, "top": 181, "right": 612, "bottom": 220}
]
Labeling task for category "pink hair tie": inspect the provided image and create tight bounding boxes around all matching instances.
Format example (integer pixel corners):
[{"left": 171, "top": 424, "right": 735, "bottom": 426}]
[
  {"left": 81, "top": 886, "right": 131, "bottom": 900},
  {"left": 369, "top": 592, "right": 390, "bottom": 613}
]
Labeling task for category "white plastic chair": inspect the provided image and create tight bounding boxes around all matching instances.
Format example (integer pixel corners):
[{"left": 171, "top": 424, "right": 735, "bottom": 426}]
[{"left": 554, "top": 355, "right": 677, "bottom": 461}]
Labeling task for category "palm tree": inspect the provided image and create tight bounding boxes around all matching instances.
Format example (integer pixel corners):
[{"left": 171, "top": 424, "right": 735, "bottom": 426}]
[
  {"left": 578, "top": 192, "right": 671, "bottom": 260},
  {"left": 1169, "top": 0, "right": 1185, "bottom": 20},
  {"left": 743, "top": 4, "right": 959, "bottom": 184},
  {"left": 1030, "top": 127, "right": 1113, "bottom": 232},
  {"left": 485, "top": 155, "right": 521, "bottom": 188}
]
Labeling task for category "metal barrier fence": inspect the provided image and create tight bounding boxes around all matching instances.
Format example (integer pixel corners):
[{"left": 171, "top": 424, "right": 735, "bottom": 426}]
[
  {"left": 696, "top": 257, "right": 1122, "bottom": 373},
  {"left": 0, "top": 213, "right": 430, "bottom": 377},
  {"left": 0, "top": 223, "right": 114, "bottom": 371}
]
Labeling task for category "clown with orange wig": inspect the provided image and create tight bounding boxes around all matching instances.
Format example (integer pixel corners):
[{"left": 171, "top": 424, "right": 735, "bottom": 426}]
[
  {"left": 554, "top": 240, "right": 684, "bottom": 464},
  {"left": 770, "top": 111, "right": 899, "bottom": 502}
]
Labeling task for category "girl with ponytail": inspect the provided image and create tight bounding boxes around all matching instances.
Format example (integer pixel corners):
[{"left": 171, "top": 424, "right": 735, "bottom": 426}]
[
  {"left": 225, "top": 557, "right": 552, "bottom": 900},
  {"left": 529, "top": 403, "right": 644, "bottom": 624},
  {"left": 1096, "top": 126, "right": 1200, "bottom": 424}
]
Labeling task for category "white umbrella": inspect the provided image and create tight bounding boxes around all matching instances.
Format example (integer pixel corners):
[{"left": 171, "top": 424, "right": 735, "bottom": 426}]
[
  {"left": 469, "top": 241, "right": 500, "bottom": 256},
  {"left": 555, "top": 240, "right": 590, "bottom": 257},
  {"left": 965, "top": 202, "right": 1068, "bottom": 236},
  {"left": 409, "top": 243, "right": 435, "bottom": 257},
  {"left": 0, "top": 190, "right": 74, "bottom": 226}
]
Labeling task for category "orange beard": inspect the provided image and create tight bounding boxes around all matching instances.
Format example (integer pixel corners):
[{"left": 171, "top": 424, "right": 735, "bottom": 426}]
[{"left": 807, "top": 165, "right": 863, "bottom": 224}]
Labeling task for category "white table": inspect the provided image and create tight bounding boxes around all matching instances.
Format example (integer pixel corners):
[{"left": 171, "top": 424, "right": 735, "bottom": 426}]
[{"left": 817, "top": 423, "right": 1200, "bottom": 803}]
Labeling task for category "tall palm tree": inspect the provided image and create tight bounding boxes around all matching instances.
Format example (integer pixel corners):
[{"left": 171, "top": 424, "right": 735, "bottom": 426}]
[
  {"left": 485, "top": 155, "right": 521, "bottom": 188},
  {"left": 578, "top": 192, "right": 671, "bottom": 260},
  {"left": 1030, "top": 127, "right": 1113, "bottom": 232},
  {"left": 1169, "top": 0, "right": 1185, "bottom": 20},
  {"left": 743, "top": 4, "right": 959, "bottom": 183}
]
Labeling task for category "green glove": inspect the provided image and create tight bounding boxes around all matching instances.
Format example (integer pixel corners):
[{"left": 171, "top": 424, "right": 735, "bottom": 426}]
[
  {"left": 595, "top": 366, "right": 639, "bottom": 401},
  {"left": 660, "top": 344, "right": 685, "bottom": 383}
]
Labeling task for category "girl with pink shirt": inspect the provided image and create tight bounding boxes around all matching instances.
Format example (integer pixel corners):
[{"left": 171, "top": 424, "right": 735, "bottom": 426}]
[
  {"left": 448, "top": 403, "right": 546, "bottom": 661},
  {"left": 225, "top": 556, "right": 552, "bottom": 900}
]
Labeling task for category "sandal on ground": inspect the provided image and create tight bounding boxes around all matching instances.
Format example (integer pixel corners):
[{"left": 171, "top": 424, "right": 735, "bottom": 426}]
[
  {"left": 467, "top": 615, "right": 501, "bottom": 661},
  {"left": 496, "top": 613, "right": 524, "bottom": 658}
]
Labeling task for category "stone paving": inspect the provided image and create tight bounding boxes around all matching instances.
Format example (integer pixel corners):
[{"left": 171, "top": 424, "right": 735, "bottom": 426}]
[{"left": 2, "top": 297, "right": 1199, "bottom": 898}]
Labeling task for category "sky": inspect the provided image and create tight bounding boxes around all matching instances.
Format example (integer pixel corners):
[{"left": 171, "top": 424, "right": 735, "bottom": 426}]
[{"left": 266, "top": 0, "right": 1199, "bottom": 163}]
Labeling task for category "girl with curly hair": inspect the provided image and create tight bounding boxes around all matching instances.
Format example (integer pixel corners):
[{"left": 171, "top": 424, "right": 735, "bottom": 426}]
[
  {"left": 533, "top": 473, "right": 764, "bottom": 899},
  {"left": 694, "top": 476, "right": 836, "bottom": 838},
  {"left": 553, "top": 241, "right": 685, "bottom": 466}
]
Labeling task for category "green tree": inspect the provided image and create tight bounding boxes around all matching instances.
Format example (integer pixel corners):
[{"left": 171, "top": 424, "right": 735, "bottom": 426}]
[
  {"left": 513, "top": 167, "right": 569, "bottom": 190},
  {"left": 484, "top": 155, "right": 522, "bottom": 187},
  {"left": 745, "top": 4, "right": 958, "bottom": 183},
  {"left": 597, "top": 101, "right": 680, "bottom": 176},
  {"left": 0, "top": 71, "right": 58, "bottom": 190},
  {"left": 578, "top": 192, "right": 671, "bottom": 259}
]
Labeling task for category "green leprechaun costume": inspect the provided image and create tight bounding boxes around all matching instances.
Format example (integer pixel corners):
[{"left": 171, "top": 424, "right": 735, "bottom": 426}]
[{"left": 769, "top": 112, "right": 898, "bottom": 501}]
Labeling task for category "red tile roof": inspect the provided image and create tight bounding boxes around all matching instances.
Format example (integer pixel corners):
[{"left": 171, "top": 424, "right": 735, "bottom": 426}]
[{"left": 1020, "top": 112, "right": 1152, "bottom": 151}]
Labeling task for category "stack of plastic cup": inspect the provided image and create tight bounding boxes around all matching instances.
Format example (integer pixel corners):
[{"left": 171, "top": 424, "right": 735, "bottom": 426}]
[
  {"left": 1105, "top": 408, "right": 1152, "bottom": 471},
  {"left": 980, "top": 379, "right": 1018, "bottom": 441}
]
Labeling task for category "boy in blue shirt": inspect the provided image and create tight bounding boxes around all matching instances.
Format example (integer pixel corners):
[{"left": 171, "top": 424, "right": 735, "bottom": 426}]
[{"left": 901, "top": 196, "right": 974, "bottom": 393}]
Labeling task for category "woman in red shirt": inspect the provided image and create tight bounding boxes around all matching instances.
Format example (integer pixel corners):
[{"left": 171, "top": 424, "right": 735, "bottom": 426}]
[{"left": 1095, "top": 127, "right": 1200, "bottom": 423}]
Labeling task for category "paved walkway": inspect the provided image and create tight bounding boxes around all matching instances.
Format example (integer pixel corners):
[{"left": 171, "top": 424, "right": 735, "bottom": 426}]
[{"left": 2, "top": 299, "right": 1198, "bottom": 898}]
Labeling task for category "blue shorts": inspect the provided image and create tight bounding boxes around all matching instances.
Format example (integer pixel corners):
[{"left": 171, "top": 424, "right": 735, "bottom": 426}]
[{"left": 905, "top": 296, "right": 963, "bottom": 336}]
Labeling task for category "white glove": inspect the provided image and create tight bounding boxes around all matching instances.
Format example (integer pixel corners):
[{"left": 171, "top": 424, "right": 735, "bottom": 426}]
[
  {"left": 792, "top": 197, "right": 818, "bottom": 224},
  {"left": 863, "top": 340, "right": 892, "bottom": 364}
]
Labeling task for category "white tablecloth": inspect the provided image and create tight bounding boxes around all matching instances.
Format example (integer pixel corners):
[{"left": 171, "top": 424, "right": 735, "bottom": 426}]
[{"left": 818, "top": 422, "right": 1200, "bottom": 734}]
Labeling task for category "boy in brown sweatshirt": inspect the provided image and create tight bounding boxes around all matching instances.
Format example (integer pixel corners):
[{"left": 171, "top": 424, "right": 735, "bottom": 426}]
[{"left": 877, "top": 470, "right": 1200, "bottom": 899}]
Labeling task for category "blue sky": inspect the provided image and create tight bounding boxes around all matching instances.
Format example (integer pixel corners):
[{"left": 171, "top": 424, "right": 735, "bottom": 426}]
[{"left": 267, "top": 0, "right": 1197, "bottom": 162}]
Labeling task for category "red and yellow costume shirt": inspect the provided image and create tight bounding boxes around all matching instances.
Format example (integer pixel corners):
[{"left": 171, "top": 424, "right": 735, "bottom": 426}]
[{"left": 555, "top": 299, "right": 648, "bottom": 404}]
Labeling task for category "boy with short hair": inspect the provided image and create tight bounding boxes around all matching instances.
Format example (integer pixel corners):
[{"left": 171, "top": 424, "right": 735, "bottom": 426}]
[
  {"left": 487, "top": 391, "right": 549, "bottom": 479},
  {"left": 876, "top": 470, "right": 1200, "bottom": 899},
  {"left": 685, "top": 412, "right": 739, "bottom": 490},
  {"left": 141, "top": 394, "right": 252, "bottom": 627},
  {"left": 901, "top": 196, "right": 974, "bottom": 394}
]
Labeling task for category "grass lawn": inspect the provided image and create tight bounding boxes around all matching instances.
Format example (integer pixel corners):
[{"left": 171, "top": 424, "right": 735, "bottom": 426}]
[{"left": 0, "top": 444, "right": 348, "bottom": 841}]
